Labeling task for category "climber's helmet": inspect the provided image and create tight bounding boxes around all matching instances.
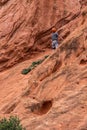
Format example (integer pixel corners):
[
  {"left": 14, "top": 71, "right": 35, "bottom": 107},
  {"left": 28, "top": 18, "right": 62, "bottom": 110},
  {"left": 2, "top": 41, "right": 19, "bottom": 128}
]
[{"left": 52, "top": 27, "right": 57, "bottom": 33}]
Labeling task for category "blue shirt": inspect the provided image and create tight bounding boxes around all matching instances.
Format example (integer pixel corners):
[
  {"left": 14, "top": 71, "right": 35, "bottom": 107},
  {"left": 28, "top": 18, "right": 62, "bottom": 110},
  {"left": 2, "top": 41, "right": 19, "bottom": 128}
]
[{"left": 52, "top": 32, "right": 58, "bottom": 41}]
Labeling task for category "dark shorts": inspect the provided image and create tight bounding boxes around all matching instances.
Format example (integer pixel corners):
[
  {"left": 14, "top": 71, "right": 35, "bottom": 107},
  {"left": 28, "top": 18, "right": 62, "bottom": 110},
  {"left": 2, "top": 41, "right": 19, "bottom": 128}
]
[{"left": 52, "top": 40, "right": 58, "bottom": 49}]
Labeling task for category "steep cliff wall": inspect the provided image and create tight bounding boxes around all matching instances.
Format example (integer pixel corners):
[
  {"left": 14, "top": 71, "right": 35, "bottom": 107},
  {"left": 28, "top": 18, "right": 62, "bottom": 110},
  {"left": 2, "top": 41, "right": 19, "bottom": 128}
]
[
  {"left": 0, "top": 0, "right": 87, "bottom": 130},
  {"left": 0, "top": 0, "right": 82, "bottom": 71}
]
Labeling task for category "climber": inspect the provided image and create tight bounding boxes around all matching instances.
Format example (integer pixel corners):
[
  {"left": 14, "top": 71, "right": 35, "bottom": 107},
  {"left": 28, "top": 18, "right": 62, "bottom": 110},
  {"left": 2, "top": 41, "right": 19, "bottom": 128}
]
[{"left": 51, "top": 27, "right": 58, "bottom": 49}]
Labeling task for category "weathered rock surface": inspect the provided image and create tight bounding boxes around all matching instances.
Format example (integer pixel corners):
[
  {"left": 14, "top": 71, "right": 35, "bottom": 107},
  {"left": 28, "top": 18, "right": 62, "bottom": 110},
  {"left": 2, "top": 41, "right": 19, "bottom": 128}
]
[
  {"left": 20, "top": 16, "right": 87, "bottom": 129},
  {"left": 0, "top": 0, "right": 83, "bottom": 71},
  {"left": 0, "top": 0, "right": 87, "bottom": 130}
]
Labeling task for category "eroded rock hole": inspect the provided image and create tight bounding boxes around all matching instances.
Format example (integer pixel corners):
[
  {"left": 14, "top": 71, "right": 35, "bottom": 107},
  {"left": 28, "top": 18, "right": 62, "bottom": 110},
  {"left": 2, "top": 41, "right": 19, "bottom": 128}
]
[
  {"left": 80, "top": 59, "right": 87, "bottom": 65},
  {"left": 31, "top": 100, "right": 52, "bottom": 115}
]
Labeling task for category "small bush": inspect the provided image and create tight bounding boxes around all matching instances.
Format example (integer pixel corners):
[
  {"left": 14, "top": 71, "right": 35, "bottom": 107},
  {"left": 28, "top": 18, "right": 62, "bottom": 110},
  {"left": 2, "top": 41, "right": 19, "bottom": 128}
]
[
  {"left": 21, "top": 55, "right": 49, "bottom": 75},
  {"left": 0, "top": 116, "right": 26, "bottom": 130}
]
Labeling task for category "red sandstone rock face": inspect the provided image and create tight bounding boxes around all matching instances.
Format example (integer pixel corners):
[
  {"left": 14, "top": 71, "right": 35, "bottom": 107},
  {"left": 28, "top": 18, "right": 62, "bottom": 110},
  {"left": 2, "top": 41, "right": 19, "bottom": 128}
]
[
  {"left": 0, "top": 0, "right": 87, "bottom": 130},
  {"left": 0, "top": 0, "right": 82, "bottom": 71}
]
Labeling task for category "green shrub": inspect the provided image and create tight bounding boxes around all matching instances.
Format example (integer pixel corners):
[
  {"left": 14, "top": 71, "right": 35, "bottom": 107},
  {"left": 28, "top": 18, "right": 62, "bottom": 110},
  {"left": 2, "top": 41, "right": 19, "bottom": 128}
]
[
  {"left": 0, "top": 116, "right": 26, "bottom": 130},
  {"left": 21, "top": 55, "right": 49, "bottom": 75}
]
